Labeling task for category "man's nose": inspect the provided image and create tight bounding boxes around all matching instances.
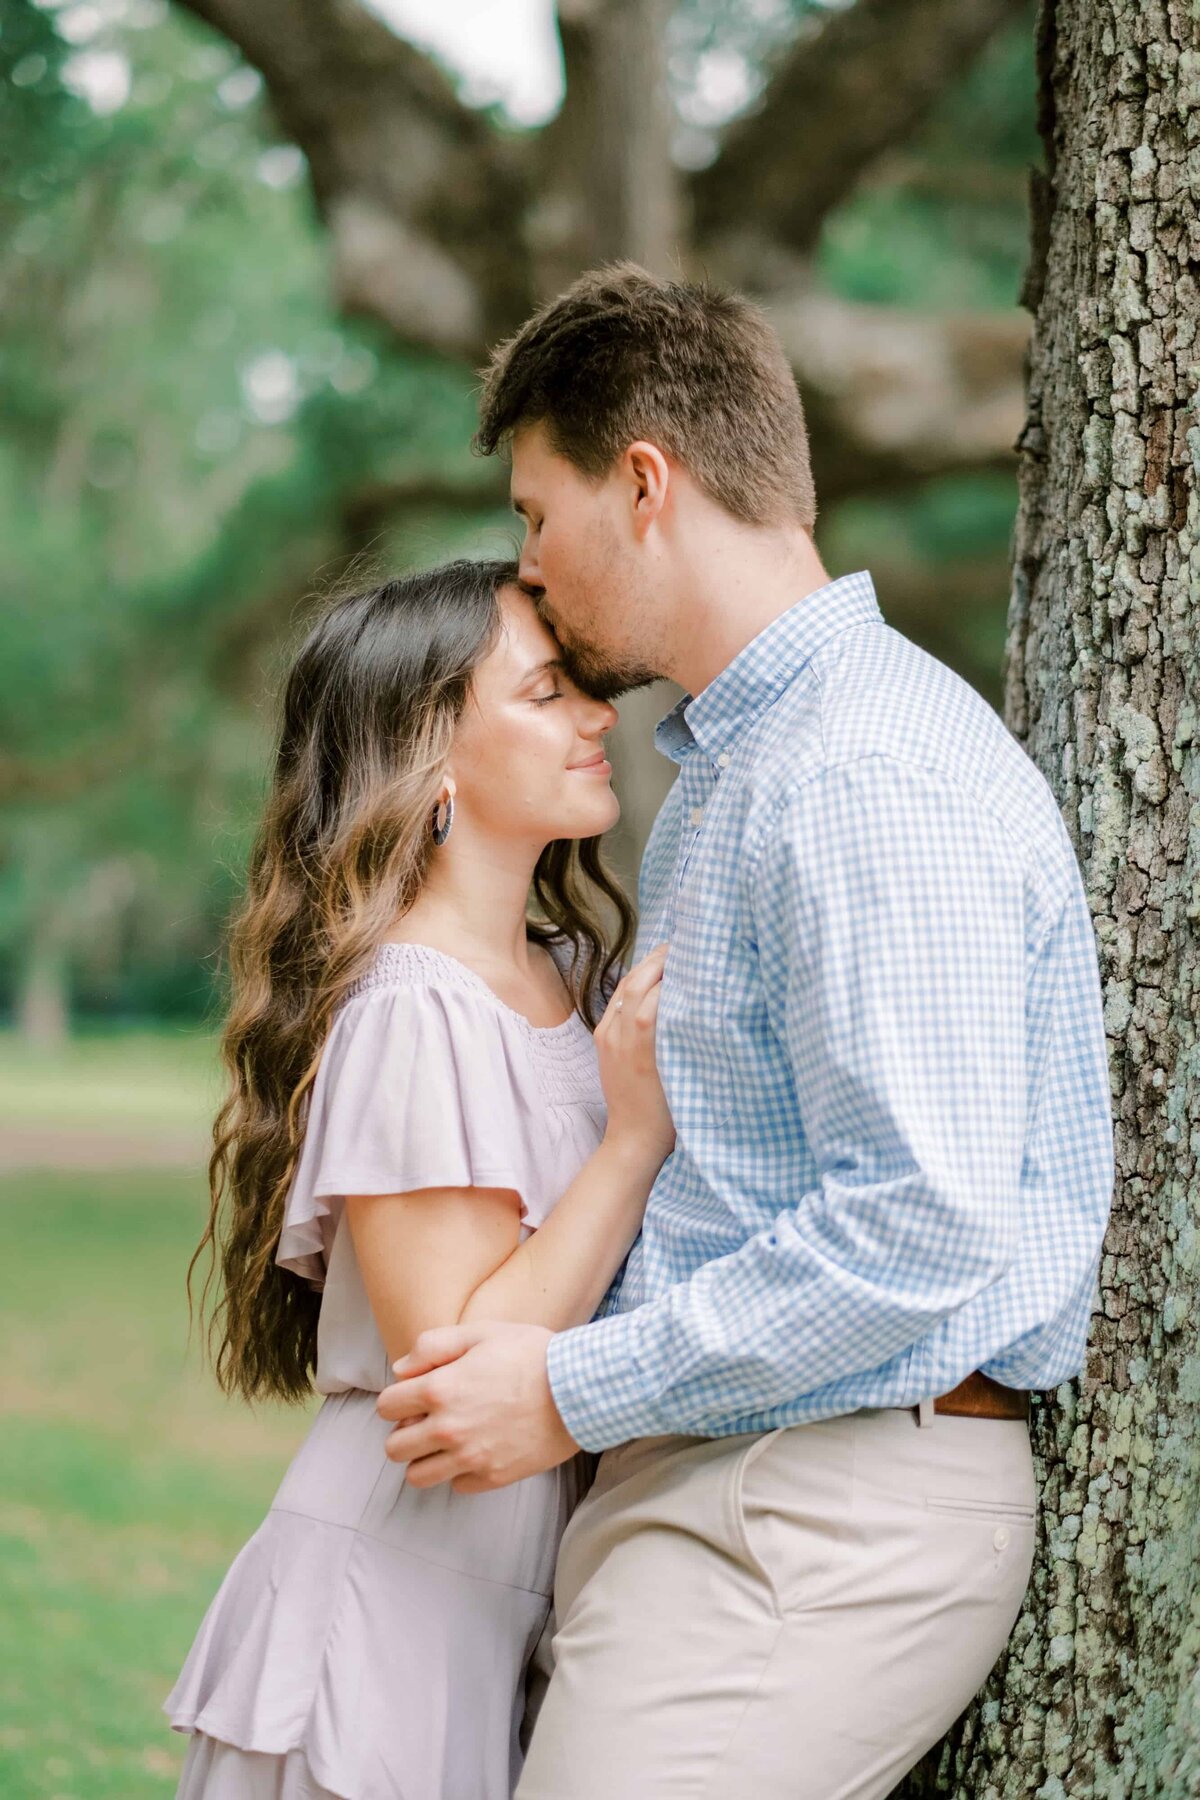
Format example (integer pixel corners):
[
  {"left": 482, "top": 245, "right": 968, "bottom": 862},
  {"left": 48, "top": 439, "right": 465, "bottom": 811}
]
[{"left": 518, "top": 539, "right": 542, "bottom": 590}]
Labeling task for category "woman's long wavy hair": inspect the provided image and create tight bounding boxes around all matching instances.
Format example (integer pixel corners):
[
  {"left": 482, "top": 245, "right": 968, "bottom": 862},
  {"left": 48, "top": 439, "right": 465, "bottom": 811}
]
[{"left": 192, "top": 558, "right": 636, "bottom": 1405}]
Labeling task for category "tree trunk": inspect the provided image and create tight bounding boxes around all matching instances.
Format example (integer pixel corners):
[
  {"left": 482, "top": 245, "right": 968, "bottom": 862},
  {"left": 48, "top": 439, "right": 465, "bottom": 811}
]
[
  {"left": 532, "top": 0, "right": 680, "bottom": 295},
  {"left": 898, "top": 3, "right": 1200, "bottom": 1795},
  {"left": 527, "top": 0, "right": 684, "bottom": 881},
  {"left": 17, "top": 928, "right": 69, "bottom": 1050}
]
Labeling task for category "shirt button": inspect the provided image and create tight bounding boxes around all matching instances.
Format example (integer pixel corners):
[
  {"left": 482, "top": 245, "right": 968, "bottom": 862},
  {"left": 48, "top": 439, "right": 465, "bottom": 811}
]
[
  {"left": 717, "top": 752, "right": 731, "bottom": 768},
  {"left": 689, "top": 807, "right": 704, "bottom": 827},
  {"left": 993, "top": 1526, "right": 1010, "bottom": 1551}
]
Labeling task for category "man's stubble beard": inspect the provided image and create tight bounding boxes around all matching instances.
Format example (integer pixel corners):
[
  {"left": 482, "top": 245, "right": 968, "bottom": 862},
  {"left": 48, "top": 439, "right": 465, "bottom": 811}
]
[
  {"left": 531, "top": 567, "right": 666, "bottom": 703},
  {"left": 555, "top": 630, "right": 662, "bottom": 704}
]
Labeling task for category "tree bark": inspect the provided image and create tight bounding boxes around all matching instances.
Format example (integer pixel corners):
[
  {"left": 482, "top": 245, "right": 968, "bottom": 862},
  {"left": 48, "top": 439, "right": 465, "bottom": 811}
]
[{"left": 897, "top": 3, "right": 1200, "bottom": 1795}]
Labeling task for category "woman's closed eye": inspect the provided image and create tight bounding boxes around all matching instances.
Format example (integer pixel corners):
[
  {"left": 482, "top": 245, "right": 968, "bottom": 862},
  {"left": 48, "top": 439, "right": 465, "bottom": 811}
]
[{"left": 531, "top": 688, "right": 564, "bottom": 706}]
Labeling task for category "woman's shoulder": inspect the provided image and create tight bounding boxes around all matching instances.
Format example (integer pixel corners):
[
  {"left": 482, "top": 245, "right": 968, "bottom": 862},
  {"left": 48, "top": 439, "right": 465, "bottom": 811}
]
[
  {"left": 278, "top": 939, "right": 604, "bottom": 1277},
  {"left": 325, "top": 942, "right": 600, "bottom": 1122},
  {"left": 345, "top": 940, "right": 500, "bottom": 1009},
  {"left": 345, "top": 940, "right": 587, "bottom": 1041}
]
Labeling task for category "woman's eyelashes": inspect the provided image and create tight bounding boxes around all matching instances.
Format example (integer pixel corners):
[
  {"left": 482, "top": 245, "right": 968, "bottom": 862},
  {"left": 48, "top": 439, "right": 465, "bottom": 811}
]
[{"left": 531, "top": 690, "right": 564, "bottom": 706}]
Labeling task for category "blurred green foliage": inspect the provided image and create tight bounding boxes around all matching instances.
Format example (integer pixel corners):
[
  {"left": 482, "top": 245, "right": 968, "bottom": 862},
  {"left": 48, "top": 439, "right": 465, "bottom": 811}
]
[
  {"left": 0, "top": 0, "right": 505, "bottom": 1026},
  {"left": 817, "top": 21, "right": 1036, "bottom": 308},
  {"left": 0, "top": 0, "right": 1038, "bottom": 1029}
]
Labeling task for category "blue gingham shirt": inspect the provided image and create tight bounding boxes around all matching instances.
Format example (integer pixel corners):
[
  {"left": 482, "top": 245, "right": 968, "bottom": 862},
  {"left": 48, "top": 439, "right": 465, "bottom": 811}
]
[{"left": 546, "top": 570, "right": 1114, "bottom": 1451}]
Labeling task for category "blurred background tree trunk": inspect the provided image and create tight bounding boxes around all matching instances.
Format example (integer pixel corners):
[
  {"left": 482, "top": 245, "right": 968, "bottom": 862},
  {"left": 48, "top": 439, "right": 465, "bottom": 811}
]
[
  {"left": 16, "top": 927, "right": 69, "bottom": 1051},
  {"left": 899, "top": 2, "right": 1200, "bottom": 1794}
]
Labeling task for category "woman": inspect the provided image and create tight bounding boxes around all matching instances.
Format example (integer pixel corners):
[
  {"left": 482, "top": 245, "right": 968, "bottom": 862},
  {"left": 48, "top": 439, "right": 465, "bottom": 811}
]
[{"left": 166, "top": 557, "right": 674, "bottom": 1799}]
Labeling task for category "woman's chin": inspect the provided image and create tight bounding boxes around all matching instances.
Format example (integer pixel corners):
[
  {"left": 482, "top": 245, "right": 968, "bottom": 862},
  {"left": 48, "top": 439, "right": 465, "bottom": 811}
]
[{"left": 553, "top": 793, "right": 621, "bottom": 842}]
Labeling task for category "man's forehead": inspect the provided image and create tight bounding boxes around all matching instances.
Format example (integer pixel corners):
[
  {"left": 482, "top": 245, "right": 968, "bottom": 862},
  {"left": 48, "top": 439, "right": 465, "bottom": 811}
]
[{"left": 510, "top": 418, "right": 567, "bottom": 478}]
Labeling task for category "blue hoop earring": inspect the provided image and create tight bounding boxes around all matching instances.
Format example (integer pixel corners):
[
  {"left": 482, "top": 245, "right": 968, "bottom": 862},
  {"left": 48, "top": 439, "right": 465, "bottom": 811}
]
[{"left": 431, "top": 794, "right": 454, "bottom": 846}]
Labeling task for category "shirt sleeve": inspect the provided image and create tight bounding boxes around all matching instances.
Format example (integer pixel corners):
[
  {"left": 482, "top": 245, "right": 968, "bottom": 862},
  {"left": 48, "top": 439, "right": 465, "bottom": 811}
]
[
  {"left": 545, "top": 757, "right": 1031, "bottom": 1449},
  {"left": 277, "top": 979, "right": 546, "bottom": 1286}
]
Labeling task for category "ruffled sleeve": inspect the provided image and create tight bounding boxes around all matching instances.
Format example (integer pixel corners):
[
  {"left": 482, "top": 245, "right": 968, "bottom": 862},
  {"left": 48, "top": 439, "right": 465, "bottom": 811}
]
[{"left": 277, "top": 979, "right": 547, "bottom": 1288}]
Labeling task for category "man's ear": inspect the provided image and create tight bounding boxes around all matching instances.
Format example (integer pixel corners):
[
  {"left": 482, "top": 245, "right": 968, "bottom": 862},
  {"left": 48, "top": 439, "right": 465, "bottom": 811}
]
[{"left": 624, "top": 440, "right": 670, "bottom": 539}]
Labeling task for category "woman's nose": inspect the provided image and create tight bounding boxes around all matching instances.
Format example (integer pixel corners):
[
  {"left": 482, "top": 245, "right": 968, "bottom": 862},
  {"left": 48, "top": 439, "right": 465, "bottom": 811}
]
[{"left": 591, "top": 700, "right": 619, "bottom": 735}]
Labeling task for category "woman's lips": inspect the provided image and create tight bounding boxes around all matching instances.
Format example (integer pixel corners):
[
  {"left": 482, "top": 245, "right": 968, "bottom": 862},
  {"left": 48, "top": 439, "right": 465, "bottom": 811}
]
[{"left": 569, "top": 754, "right": 612, "bottom": 775}]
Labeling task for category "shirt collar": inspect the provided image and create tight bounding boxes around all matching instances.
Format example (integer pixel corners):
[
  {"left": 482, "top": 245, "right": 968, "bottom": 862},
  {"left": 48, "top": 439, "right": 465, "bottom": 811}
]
[{"left": 654, "top": 569, "right": 883, "bottom": 766}]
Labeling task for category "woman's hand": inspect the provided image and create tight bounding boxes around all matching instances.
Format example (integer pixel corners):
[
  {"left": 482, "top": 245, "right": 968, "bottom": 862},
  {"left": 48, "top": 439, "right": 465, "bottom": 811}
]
[{"left": 593, "top": 943, "right": 675, "bottom": 1164}]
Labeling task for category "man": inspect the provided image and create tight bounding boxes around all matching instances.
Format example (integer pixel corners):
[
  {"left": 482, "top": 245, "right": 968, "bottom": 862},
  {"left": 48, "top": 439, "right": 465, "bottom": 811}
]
[{"left": 377, "top": 265, "right": 1114, "bottom": 1798}]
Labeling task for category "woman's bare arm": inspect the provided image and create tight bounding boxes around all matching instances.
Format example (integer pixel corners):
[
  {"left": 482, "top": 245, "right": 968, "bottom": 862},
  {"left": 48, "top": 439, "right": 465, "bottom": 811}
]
[
  {"left": 346, "top": 944, "right": 673, "bottom": 1365},
  {"left": 347, "top": 1129, "right": 662, "bottom": 1365}
]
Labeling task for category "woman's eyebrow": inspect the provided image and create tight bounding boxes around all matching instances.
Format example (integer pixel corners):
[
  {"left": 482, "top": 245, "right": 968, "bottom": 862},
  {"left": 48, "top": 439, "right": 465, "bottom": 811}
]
[{"left": 518, "top": 657, "right": 565, "bottom": 685}]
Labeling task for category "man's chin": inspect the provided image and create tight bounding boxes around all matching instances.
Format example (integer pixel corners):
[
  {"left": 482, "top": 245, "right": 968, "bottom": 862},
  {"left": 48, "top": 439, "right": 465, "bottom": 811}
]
[{"left": 557, "top": 637, "right": 661, "bottom": 703}]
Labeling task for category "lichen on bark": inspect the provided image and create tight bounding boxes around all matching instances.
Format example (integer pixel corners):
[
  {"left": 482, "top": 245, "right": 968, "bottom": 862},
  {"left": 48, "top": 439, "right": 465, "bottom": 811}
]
[{"left": 897, "top": 3, "right": 1200, "bottom": 1796}]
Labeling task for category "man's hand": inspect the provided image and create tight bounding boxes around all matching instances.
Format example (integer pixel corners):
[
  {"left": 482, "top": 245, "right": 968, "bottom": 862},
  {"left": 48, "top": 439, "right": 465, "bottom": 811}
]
[{"left": 375, "top": 1320, "right": 581, "bottom": 1493}]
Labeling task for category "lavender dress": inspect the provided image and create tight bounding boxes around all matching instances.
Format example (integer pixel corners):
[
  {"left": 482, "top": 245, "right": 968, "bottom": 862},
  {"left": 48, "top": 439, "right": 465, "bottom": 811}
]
[{"left": 165, "top": 943, "right": 607, "bottom": 1800}]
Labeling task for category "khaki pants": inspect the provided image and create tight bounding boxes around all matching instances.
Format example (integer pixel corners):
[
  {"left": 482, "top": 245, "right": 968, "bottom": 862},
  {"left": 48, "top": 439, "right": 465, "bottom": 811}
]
[{"left": 518, "top": 1405, "right": 1036, "bottom": 1800}]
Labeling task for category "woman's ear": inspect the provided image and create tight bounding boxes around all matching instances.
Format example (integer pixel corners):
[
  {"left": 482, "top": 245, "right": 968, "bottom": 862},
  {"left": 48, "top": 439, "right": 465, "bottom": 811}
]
[{"left": 624, "top": 440, "right": 670, "bottom": 539}]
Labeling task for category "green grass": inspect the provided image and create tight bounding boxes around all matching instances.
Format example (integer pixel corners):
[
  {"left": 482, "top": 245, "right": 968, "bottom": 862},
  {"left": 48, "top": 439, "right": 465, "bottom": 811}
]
[
  {"left": 0, "top": 1028, "right": 220, "bottom": 1133},
  {"left": 0, "top": 1166, "right": 313, "bottom": 1797}
]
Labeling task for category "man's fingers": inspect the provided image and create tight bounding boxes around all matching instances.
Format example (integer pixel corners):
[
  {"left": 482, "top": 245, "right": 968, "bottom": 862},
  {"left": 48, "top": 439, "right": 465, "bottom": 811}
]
[
  {"left": 376, "top": 1373, "right": 433, "bottom": 1423},
  {"left": 399, "top": 1450, "right": 464, "bottom": 1489},
  {"left": 390, "top": 1321, "right": 493, "bottom": 1380},
  {"left": 383, "top": 1396, "right": 429, "bottom": 1425},
  {"left": 383, "top": 1416, "right": 448, "bottom": 1464},
  {"left": 452, "top": 1470, "right": 501, "bottom": 1496}
]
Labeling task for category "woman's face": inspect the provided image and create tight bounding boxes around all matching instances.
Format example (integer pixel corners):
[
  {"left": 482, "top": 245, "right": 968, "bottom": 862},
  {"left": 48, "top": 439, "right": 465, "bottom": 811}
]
[{"left": 447, "top": 584, "right": 620, "bottom": 849}]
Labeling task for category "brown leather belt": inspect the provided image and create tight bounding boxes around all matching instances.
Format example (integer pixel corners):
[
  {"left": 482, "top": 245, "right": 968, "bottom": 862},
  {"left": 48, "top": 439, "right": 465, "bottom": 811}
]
[{"left": 919, "top": 1370, "right": 1029, "bottom": 1422}]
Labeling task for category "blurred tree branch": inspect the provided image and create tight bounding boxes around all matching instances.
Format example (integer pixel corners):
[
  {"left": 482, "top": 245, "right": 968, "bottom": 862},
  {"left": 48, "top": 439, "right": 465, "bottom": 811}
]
[
  {"left": 166, "top": 0, "right": 1031, "bottom": 877},
  {"left": 340, "top": 470, "right": 510, "bottom": 544},
  {"left": 173, "top": 0, "right": 1028, "bottom": 490},
  {"left": 689, "top": 0, "right": 1029, "bottom": 261},
  {"left": 179, "top": 0, "right": 534, "bottom": 351},
  {"left": 772, "top": 283, "right": 1029, "bottom": 505}
]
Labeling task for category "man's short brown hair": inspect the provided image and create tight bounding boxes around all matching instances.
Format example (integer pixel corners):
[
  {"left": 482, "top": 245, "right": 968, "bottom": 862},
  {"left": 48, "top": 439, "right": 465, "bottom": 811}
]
[{"left": 475, "top": 263, "right": 817, "bottom": 531}]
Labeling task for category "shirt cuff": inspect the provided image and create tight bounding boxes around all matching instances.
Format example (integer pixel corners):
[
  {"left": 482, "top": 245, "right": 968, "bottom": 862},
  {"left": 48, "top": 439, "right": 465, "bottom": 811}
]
[{"left": 546, "top": 1309, "right": 666, "bottom": 1452}]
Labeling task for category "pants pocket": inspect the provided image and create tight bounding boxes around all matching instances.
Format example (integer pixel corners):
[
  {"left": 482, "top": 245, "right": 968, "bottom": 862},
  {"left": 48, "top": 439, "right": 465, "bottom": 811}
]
[
  {"left": 925, "top": 1493, "right": 1037, "bottom": 1524},
  {"left": 731, "top": 1420, "right": 859, "bottom": 1617},
  {"left": 728, "top": 1429, "right": 788, "bottom": 1617}
]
